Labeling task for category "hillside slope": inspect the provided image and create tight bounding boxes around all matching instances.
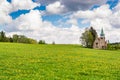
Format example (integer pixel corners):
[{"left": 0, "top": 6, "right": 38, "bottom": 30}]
[{"left": 0, "top": 43, "right": 120, "bottom": 80}]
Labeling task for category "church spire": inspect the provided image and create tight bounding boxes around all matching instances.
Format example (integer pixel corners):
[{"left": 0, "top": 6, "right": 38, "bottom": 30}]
[{"left": 100, "top": 28, "right": 105, "bottom": 37}]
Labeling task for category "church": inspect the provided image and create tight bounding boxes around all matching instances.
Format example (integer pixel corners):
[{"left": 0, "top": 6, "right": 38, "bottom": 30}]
[{"left": 93, "top": 28, "right": 107, "bottom": 49}]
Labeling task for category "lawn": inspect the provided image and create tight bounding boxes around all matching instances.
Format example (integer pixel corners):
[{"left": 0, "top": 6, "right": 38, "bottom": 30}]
[{"left": 0, "top": 43, "right": 120, "bottom": 80}]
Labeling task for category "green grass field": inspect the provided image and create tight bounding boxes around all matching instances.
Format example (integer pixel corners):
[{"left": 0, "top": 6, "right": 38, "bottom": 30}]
[{"left": 0, "top": 43, "right": 120, "bottom": 80}]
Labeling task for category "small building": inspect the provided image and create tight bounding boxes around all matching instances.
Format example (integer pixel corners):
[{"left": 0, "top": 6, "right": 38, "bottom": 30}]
[{"left": 93, "top": 28, "right": 107, "bottom": 49}]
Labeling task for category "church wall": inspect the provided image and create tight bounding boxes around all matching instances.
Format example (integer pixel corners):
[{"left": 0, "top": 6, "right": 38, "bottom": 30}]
[{"left": 93, "top": 37, "right": 107, "bottom": 49}]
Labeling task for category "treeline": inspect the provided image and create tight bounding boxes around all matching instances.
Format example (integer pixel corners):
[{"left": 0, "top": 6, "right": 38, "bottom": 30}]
[
  {"left": 107, "top": 42, "right": 120, "bottom": 50},
  {"left": 0, "top": 31, "right": 37, "bottom": 44},
  {"left": 0, "top": 31, "right": 47, "bottom": 44}
]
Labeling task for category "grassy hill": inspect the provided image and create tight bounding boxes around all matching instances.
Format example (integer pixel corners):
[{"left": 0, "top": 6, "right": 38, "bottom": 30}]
[{"left": 0, "top": 43, "right": 120, "bottom": 80}]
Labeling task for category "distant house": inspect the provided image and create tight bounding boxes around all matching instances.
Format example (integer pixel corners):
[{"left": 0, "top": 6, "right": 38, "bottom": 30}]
[{"left": 93, "top": 28, "right": 107, "bottom": 49}]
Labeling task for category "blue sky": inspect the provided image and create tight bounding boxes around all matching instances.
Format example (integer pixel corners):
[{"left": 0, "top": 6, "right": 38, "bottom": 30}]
[{"left": 0, "top": 0, "right": 120, "bottom": 44}]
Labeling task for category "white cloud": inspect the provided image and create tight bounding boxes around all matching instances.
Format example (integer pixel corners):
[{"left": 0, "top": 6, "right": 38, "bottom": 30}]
[
  {"left": 0, "top": 0, "right": 39, "bottom": 25},
  {"left": 0, "top": 0, "right": 12, "bottom": 13},
  {"left": 67, "top": 19, "right": 78, "bottom": 25},
  {"left": 46, "top": 1, "right": 65, "bottom": 14},
  {"left": 0, "top": 0, "right": 12, "bottom": 24},
  {"left": 110, "top": 11, "right": 120, "bottom": 28},
  {"left": 4, "top": 10, "right": 42, "bottom": 32},
  {"left": 72, "top": 5, "right": 112, "bottom": 19},
  {"left": 71, "top": 4, "right": 120, "bottom": 43},
  {"left": 16, "top": 10, "right": 42, "bottom": 31},
  {"left": 11, "top": 0, "right": 39, "bottom": 11},
  {"left": 5, "top": 10, "right": 82, "bottom": 44}
]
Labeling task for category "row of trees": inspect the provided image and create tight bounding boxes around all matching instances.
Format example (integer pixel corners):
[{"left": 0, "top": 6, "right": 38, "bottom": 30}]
[
  {"left": 80, "top": 27, "right": 97, "bottom": 48},
  {"left": 12, "top": 34, "right": 37, "bottom": 44},
  {"left": 0, "top": 31, "right": 46, "bottom": 44},
  {"left": 107, "top": 42, "right": 120, "bottom": 50}
]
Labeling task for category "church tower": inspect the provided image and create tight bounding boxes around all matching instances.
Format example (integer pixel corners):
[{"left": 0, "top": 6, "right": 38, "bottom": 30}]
[
  {"left": 100, "top": 28, "right": 105, "bottom": 40},
  {"left": 100, "top": 28, "right": 105, "bottom": 38},
  {"left": 93, "top": 28, "right": 107, "bottom": 49}
]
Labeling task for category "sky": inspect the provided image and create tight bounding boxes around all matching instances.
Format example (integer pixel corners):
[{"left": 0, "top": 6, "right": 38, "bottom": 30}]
[{"left": 0, "top": 0, "right": 120, "bottom": 44}]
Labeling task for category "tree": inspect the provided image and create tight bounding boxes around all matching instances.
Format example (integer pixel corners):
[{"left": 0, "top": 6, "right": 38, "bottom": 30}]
[
  {"left": 0, "top": 31, "right": 7, "bottom": 42},
  {"left": 28, "top": 38, "right": 37, "bottom": 44},
  {"left": 52, "top": 41, "right": 55, "bottom": 45},
  {"left": 80, "top": 27, "right": 97, "bottom": 48},
  {"left": 13, "top": 34, "right": 19, "bottom": 42},
  {"left": 81, "top": 29, "right": 94, "bottom": 48},
  {"left": 89, "top": 27, "right": 97, "bottom": 46},
  {"left": 107, "top": 40, "right": 111, "bottom": 50},
  {"left": 38, "top": 40, "right": 46, "bottom": 44},
  {"left": 9, "top": 37, "right": 13, "bottom": 42},
  {"left": 17, "top": 35, "right": 28, "bottom": 43}
]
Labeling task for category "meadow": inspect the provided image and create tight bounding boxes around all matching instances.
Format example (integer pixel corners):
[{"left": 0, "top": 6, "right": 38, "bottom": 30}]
[{"left": 0, "top": 43, "right": 120, "bottom": 80}]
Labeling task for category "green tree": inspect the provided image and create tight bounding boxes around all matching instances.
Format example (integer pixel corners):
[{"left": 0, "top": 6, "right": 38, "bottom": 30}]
[
  {"left": 13, "top": 34, "right": 19, "bottom": 42},
  {"left": 28, "top": 38, "right": 37, "bottom": 44},
  {"left": 17, "top": 35, "right": 28, "bottom": 43},
  {"left": 9, "top": 37, "right": 13, "bottom": 42},
  {"left": 81, "top": 28, "right": 94, "bottom": 48},
  {"left": 38, "top": 40, "right": 46, "bottom": 44},
  {"left": 13, "top": 34, "right": 37, "bottom": 44},
  {"left": 89, "top": 27, "right": 97, "bottom": 46},
  {"left": 107, "top": 40, "right": 111, "bottom": 50},
  {"left": 0, "top": 31, "right": 6, "bottom": 42}
]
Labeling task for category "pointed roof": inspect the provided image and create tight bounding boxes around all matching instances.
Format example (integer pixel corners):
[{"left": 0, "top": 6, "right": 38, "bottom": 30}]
[{"left": 100, "top": 28, "right": 105, "bottom": 37}]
